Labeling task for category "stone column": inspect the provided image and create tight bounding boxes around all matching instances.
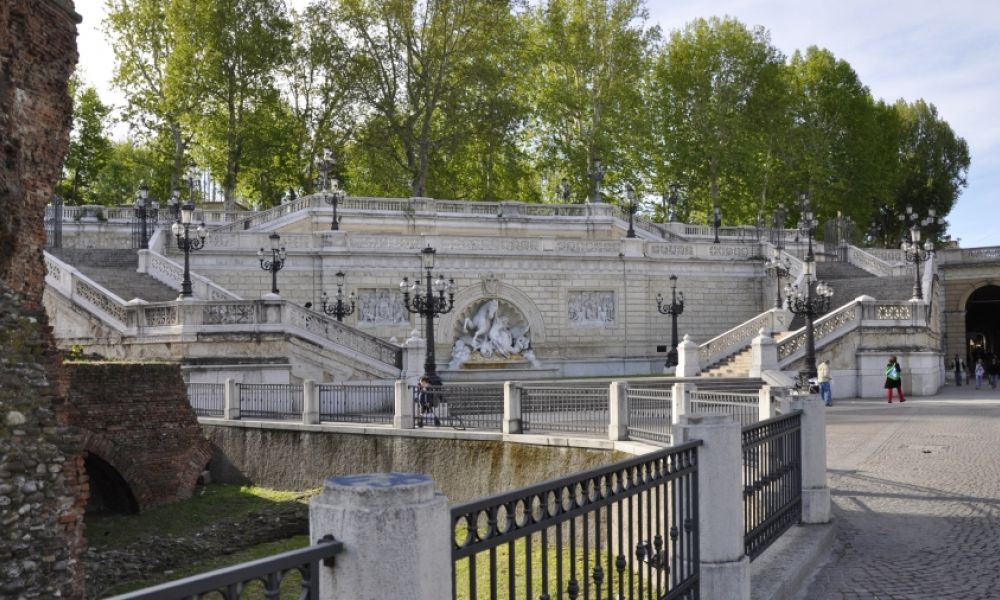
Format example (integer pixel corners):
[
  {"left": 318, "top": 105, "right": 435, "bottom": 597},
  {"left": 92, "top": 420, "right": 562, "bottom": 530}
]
[
  {"left": 394, "top": 380, "right": 414, "bottom": 429},
  {"left": 311, "top": 473, "right": 451, "bottom": 600},
  {"left": 503, "top": 381, "right": 522, "bottom": 434},
  {"left": 608, "top": 381, "right": 628, "bottom": 441},
  {"left": 671, "top": 382, "right": 691, "bottom": 425},
  {"left": 790, "top": 394, "right": 831, "bottom": 523},
  {"left": 674, "top": 415, "right": 749, "bottom": 600},
  {"left": 403, "top": 329, "right": 427, "bottom": 388},
  {"left": 676, "top": 334, "right": 700, "bottom": 377},
  {"left": 758, "top": 385, "right": 774, "bottom": 421},
  {"left": 303, "top": 379, "right": 319, "bottom": 425},
  {"left": 749, "top": 328, "right": 778, "bottom": 378},
  {"left": 224, "top": 378, "right": 240, "bottom": 420}
]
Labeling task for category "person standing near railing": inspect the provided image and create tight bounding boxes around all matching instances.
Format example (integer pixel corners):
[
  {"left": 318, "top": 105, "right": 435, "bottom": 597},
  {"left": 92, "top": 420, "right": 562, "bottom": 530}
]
[
  {"left": 974, "top": 359, "right": 986, "bottom": 389},
  {"left": 885, "top": 356, "right": 905, "bottom": 403},
  {"left": 817, "top": 359, "right": 833, "bottom": 407},
  {"left": 415, "top": 376, "right": 441, "bottom": 427}
]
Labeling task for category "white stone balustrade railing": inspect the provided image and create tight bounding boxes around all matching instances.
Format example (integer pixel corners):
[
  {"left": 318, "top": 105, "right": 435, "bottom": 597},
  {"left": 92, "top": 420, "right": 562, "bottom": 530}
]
[
  {"left": 846, "top": 245, "right": 910, "bottom": 277},
  {"left": 44, "top": 252, "right": 133, "bottom": 331},
  {"left": 698, "top": 307, "right": 793, "bottom": 369},
  {"left": 137, "top": 248, "right": 242, "bottom": 301},
  {"left": 45, "top": 203, "right": 258, "bottom": 226}
]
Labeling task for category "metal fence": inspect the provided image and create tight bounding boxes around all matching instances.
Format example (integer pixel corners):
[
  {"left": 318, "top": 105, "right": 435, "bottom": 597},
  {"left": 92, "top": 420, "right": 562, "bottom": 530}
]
[
  {"left": 689, "top": 390, "right": 760, "bottom": 426},
  {"left": 414, "top": 384, "right": 505, "bottom": 430},
  {"left": 187, "top": 383, "right": 225, "bottom": 417},
  {"left": 626, "top": 386, "right": 673, "bottom": 445},
  {"left": 742, "top": 412, "right": 802, "bottom": 560},
  {"left": 521, "top": 385, "right": 609, "bottom": 434},
  {"left": 451, "top": 441, "right": 701, "bottom": 600},
  {"left": 105, "top": 535, "right": 343, "bottom": 600},
  {"left": 319, "top": 383, "right": 394, "bottom": 424},
  {"left": 238, "top": 383, "right": 303, "bottom": 420}
]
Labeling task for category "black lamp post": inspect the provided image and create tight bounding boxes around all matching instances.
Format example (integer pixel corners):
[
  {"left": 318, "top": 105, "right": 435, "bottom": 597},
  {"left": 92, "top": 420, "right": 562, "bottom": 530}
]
[
  {"left": 321, "top": 271, "right": 356, "bottom": 321},
  {"left": 400, "top": 246, "right": 455, "bottom": 386},
  {"left": 764, "top": 247, "right": 792, "bottom": 308},
  {"left": 171, "top": 202, "right": 207, "bottom": 298},
  {"left": 898, "top": 205, "right": 935, "bottom": 301},
  {"left": 712, "top": 205, "right": 722, "bottom": 244},
  {"left": 258, "top": 232, "right": 287, "bottom": 295},
  {"left": 133, "top": 180, "right": 158, "bottom": 250},
  {"left": 656, "top": 274, "right": 686, "bottom": 368},
  {"left": 784, "top": 206, "right": 834, "bottom": 385},
  {"left": 317, "top": 148, "right": 345, "bottom": 230},
  {"left": 665, "top": 183, "right": 680, "bottom": 223},
  {"left": 168, "top": 188, "right": 181, "bottom": 222},
  {"left": 589, "top": 157, "right": 605, "bottom": 204},
  {"left": 556, "top": 178, "right": 571, "bottom": 202},
  {"left": 625, "top": 183, "right": 638, "bottom": 238}
]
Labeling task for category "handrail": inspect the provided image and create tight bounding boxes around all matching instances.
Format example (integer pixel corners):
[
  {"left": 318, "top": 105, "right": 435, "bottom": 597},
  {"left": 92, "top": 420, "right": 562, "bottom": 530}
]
[
  {"left": 699, "top": 307, "right": 791, "bottom": 369},
  {"left": 44, "top": 251, "right": 133, "bottom": 331},
  {"left": 846, "top": 245, "right": 909, "bottom": 277},
  {"left": 137, "top": 248, "right": 242, "bottom": 301}
]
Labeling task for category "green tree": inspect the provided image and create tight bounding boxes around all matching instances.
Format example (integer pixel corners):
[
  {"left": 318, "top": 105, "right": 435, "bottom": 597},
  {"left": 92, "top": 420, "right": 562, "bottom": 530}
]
[
  {"left": 89, "top": 140, "right": 172, "bottom": 206},
  {"left": 59, "top": 80, "right": 114, "bottom": 205}
]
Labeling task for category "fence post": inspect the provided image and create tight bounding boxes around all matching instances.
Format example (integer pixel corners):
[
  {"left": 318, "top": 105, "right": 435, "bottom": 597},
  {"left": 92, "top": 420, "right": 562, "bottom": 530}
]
[
  {"left": 402, "top": 330, "right": 427, "bottom": 388},
  {"left": 671, "top": 382, "right": 691, "bottom": 425},
  {"left": 608, "top": 381, "right": 628, "bottom": 441},
  {"left": 676, "top": 334, "right": 700, "bottom": 377},
  {"left": 758, "top": 385, "right": 774, "bottom": 421},
  {"left": 224, "top": 378, "right": 240, "bottom": 420},
  {"left": 303, "top": 379, "right": 319, "bottom": 425},
  {"left": 790, "top": 394, "right": 831, "bottom": 523},
  {"left": 394, "top": 380, "right": 414, "bottom": 429},
  {"left": 503, "top": 381, "right": 522, "bottom": 434},
  {"left": 674, "top": 415, "right": 749, "bottom": 599},
  {"left": 749, "top": 328, "right": 778, "bottom": 378},
  {"left": 311, "top": 473, "right": 451, "bottom": 600}
]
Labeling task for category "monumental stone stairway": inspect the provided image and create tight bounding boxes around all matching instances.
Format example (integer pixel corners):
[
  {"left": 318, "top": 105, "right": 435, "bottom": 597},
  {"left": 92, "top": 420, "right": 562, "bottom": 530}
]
[
  {"left": 47, "top": 248, "right": 180, "bottom": 302},
  {"left": 788, "top": 260, "right": 914, "bottom": 331}
]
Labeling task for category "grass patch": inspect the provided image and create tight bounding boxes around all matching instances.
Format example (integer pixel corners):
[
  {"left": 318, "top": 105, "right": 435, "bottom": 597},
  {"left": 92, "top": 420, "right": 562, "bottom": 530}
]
[{"left": 86, "top": 483, "right": 315, "bottom": 550}]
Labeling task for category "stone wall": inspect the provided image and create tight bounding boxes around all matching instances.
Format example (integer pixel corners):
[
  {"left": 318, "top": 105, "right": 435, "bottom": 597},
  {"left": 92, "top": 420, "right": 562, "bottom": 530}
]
[{"left": 63, "top": 363, "right": 213, "bottom": 511}]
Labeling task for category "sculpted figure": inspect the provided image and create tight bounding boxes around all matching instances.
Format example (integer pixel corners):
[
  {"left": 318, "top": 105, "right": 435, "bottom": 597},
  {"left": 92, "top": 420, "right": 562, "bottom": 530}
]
[{"left": 463, "top": 299, "right": 498, "bottom": 346}]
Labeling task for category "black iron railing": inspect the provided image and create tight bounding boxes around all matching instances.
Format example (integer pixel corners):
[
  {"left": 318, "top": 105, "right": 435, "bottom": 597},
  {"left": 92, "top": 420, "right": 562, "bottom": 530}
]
[
  {"left": 238, "top": 383, "right": 303, "bottom": 421},
  {"left": 451, "top": 442, "right": 701, "bottom": 600},
  {"left": 742, "top": 411, "right": 802, "bottom": 560},
  {"left": 521, "top": 385, "right": 609, "bottom": 434},
  {"left": 105, "top": 535, "right": 343, "bottom": 599},
  {"left": 626, "top": 385, "right": 673, "bottom": 445},
  {"left": 319, "top": 383, "right": 394, "bottom": 424},
  {"left": 187, "top": 382, "right": 225, "bottom": 417},
  {"left": 413, "top": 384, "right": 504, "bottom": 430}
]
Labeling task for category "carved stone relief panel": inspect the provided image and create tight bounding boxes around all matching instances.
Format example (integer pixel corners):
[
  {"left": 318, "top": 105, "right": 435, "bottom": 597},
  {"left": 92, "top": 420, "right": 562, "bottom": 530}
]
[
  {"left": 357, "top": 288, "right": 410, "bottom": 325},
  {"left": 568, "top": 291, "right": 615, "bottom": 325}
]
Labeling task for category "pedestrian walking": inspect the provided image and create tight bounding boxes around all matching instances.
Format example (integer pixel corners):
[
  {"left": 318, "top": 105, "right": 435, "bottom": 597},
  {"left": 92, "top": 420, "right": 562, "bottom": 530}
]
[
  {"left": 415, "top": 376, "right": 441, "bottom": 427},
  {"left": 884, "top": 355, "right": 905, "bottom": 403},
  {"left": 953, "top": 354, "right": 965, "bottom": 386},
  {"left": 975, "top": 359, "right": 986, "bottom": 389},
  {"left": 817, "top": 359, "right": 833, "bottom": 406},
  {"left": 989, "top": 356, "right": 1000, "bottom": 389}
]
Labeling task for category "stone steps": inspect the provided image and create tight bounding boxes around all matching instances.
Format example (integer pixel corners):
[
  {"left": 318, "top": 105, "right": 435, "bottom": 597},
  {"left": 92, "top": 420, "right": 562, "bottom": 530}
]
[{"left": 49, "top": 248, "right": 180, "bottom": 303}]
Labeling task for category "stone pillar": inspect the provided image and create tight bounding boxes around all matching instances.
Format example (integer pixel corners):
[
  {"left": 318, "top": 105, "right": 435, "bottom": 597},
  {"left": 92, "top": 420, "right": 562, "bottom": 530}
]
[
  {"left": 790, "top": 394, "right": 831, "bottom": 523},
  {"left": 758, "top": 385, "right": 774, "bottom": 421},
  {"left": 671, "top": 382, "right": 691, "bottom": 425},
  {"left": 224, "top": 378, "right": 240, "bottom": 420},
  {"left": 403, "top": 329, "right": 426, "bottom": 388},
  {"left": 303, "top": 379, "right": 319, "bottom": 425},
  {"left": 503, "top": 381, "right": 522, "bottom": 434},
  {"left": 608, "top": 381, "right": 628, "bottom": 441},
  {"left": 674, "top": 416, "right": 749, "bottom": 600},
  {"left": 676, "top": 334, "right": 700, "bottom": 377},
  {"left": 394, "top": 380, "right": 414, "bottom": 429},
  {"left": 749, "top": 328, "right": 778, "bottom": 378},
  {"left": 311, "top": 473, "right": 451, "bottom": 600}
]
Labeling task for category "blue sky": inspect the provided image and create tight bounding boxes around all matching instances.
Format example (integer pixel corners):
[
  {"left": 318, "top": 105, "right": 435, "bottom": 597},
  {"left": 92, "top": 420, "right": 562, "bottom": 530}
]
[{"left": 75, "top": 0, "right": 999, "bottom": 247}]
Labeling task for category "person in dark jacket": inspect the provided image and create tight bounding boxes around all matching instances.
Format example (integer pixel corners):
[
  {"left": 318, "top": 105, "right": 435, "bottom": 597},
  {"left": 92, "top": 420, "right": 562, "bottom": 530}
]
[{"left": 885, "top": 355, "right": 905, "bottom": 403}]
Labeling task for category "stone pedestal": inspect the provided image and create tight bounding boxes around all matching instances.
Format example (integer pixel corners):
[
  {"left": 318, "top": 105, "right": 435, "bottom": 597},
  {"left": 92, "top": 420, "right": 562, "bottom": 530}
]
[
  {"left": 790, "top": 394, "right": 831, "bottom": 523},
  {"left": 676, "top": 334, "right": 700, "bottom": 377}
]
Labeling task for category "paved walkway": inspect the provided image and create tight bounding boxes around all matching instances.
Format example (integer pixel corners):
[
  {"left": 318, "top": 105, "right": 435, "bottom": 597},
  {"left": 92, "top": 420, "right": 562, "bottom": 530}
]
[{"left": 796, "top": 385, "right": 1000, "bottom": 600}]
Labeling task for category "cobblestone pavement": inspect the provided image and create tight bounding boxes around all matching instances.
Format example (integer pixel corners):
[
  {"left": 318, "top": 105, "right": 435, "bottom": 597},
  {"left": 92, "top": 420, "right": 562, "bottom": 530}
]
[{"left": 795, "top": 386, "right": 1000, "bottom": 600}]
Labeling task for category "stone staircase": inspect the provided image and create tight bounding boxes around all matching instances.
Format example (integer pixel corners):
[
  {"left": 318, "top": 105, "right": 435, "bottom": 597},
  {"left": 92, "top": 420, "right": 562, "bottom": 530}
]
[
  {"left": 789, "top": 260, "right": 913, "bottom": 330},
  {"left": 47, "top": 248, "right": 180, "bottom": 302},
  {"left": 702, "top": 332, "right": 796, "bottom": 378}
]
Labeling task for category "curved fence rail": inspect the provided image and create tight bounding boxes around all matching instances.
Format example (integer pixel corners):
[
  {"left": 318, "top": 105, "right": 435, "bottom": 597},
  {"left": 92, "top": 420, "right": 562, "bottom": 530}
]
[
  {"left": 318, "top": 384, "right": 394, "bottom": 424},
  {"left": 689, "top": 391, "right": 760, "bottom": 426},
  {"left": 414, "top": 384, "right": 505, "bottom": 430},
  {"left": 450, "top": 441, "right": 702, "bottom": 600},
  {"left": 626, "top": 386, "right": 673, "bottom": 445},
  {"left": 238, "top": 384, "right": 303, "bottom": 421},
  {"left": 521, "top": 385, "right": 609, "bottom": 434},
  {"left": 742, "top": 412, "right": 802, "bottom": 560},
  {"left": 188, "top": 383, "right": 224, "bottom": 418}
]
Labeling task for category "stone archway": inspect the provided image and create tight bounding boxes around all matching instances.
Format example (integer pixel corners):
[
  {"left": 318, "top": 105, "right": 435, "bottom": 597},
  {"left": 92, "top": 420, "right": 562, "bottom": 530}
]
[
  {"left": 83, "top": 452, "right": 139, "bottom": 515},
  {"left": 964, "top": 284, "right": 1000, "bottom": 363}
]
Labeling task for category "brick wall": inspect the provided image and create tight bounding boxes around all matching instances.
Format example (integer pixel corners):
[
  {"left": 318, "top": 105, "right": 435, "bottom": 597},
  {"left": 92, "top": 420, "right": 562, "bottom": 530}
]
[{"left": 63, "top": 363, "right": 213, "bottom": 511}]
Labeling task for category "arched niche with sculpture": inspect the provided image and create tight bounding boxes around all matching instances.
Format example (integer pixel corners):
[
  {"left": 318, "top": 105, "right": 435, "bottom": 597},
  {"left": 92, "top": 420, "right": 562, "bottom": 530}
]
[{"left": 449, "top": 298, "right": 540, "bottom": 369}]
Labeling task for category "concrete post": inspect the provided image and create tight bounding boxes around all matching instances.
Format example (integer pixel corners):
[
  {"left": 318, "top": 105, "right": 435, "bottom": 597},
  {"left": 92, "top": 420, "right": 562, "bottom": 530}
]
[
  {"left": 674, "top": 416, "right": 750, "bottom": 600},
  {"left": 608, "top": 381, "right": 628, "bottom": 441},
  {"left": 758, "top": 385, "right": 774, "bottom": 421},
  {"left": 749, "top": 328, "right": 778, "bottom": 378},
  {"left": 311, "top": 473, "right": 451, "bottom": 600},
  {"left": 303, "top": 379, "right": 319, "bottom": 425},
  {"left": 503, "top": 381, "right": 522, "bottom": 434},
  {"left": 403, "top": 329, "right": 427, "bottom": 388},
  {"left": 393, "top": 380, "right": 414, "bottom": 429},
  {"left": 676, "top": 334, "right": 700, "bottom": 377},
  {"left": 224, "top": 378, "right": 240, "bottom": 420},
  {"left": 671, "top": 382, "right": 691, "bottom": 425},
  {"left": 790, "top": 394, "right": 831, "bottom": 523}
]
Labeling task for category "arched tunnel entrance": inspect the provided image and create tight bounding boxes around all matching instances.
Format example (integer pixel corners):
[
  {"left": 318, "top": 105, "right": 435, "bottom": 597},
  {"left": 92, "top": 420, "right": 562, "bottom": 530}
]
[
  {"left": 84, "top": 453, "right": 139, "bottom": 515},
  {"left": 965, "top": 285, "right": 1000, "bottom": 364}
]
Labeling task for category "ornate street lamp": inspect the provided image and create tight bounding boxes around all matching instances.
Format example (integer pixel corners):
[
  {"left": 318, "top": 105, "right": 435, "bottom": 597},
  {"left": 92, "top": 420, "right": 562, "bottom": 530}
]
[
  {"left": 665, "top": 183, "right": 680, "bottom": 223},
  {"left": 133, "top": 180, "right": 158, "bottom": 250},
  {"left": 171, "top": 202, "right": 207, "bottom": 299},
  {"left": 400, "top": 246, "right": 456, "bottom": 386},
  {"left": 167, "top": 188, "right": 181, "bottom": 222},
  {"left": 784, "top": 204, "right": 834, "bottom": 385},
  {"left": 712, "top": 205, "right": 722, "bottom": 244},
  {"left": 898, "top": 205, "right": 935, "bottom": 300},
  {"left": 257, "top": 232, "right": 287, "bottom": 296},
  {"left": 556, "top": 177, "right": 571, "bottom": 202},
  {"left": 321, "top": 271, "right": 357, "bottom": 322},
  {"left": 656, "top": 274, "right": 685, "bottom": 368},
  {"left": 589, "top": 157, "right": 605, "bottom": 204},
  {"left": 770, "top": 203, "right": 787, "bottom": 247},
  {"left": 625, "top": 183, "right": 638, "bottom": 238},
  {"left": 764, "top": 246, "right": 792, "bottom": 308},
  {"left": 317, "top": 148, "right": 345, "bottom": 231},
  {"left": 185, "top": 163, "right": 202, "bottom": 203}
]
